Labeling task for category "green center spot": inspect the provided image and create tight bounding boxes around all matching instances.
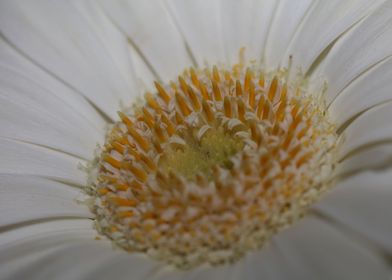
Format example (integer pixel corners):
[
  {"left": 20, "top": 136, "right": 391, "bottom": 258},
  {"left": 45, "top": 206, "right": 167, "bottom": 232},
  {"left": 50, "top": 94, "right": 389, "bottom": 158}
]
[{"left": 160, "top": 128, "right": 243, "bottom": 180}]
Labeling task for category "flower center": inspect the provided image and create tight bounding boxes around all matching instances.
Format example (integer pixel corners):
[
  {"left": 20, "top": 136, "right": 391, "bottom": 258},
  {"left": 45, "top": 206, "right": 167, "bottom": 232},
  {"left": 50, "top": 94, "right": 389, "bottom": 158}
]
[
  {"left": 88, "top": 65, "right": 338, "bottom": 268},
  {"left": 159, "top": 126, "right": 243, "bottom": 180}
]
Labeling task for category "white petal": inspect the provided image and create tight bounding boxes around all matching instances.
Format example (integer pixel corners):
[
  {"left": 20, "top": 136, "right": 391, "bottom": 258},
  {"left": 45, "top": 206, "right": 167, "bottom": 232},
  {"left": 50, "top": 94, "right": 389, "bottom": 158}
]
[
  {"left": 283, "top": 0, "right": 384, "bottom": 74},
  {"left": 76, "top": 254, "right": 159, "bottom": 280},
  {"left": 0, "top": 65, "right": 103, "bottom": 159},
  {"left": 0, "top": 243, "right": 79, "bottom": 280},
  {"left": 98, "top": 0, "right": 193, "bottom": 81},
  {"left": 4, "top": 242, "right": 159, "bottom": 280},
  {"left": 315, "top": 169, "right": 392, "bottom": 255},
  {"left": 336, "top": 143, "right": 392, "bottom": 178},
  {"left": 185, "top": 265, "right": 242, "bottom": 280},
  {"left": 72, "top": 0, "right": 139, "bottom": 94},
  {"left": 313, "top": 0, "right": 392, "bottom": 104},
  {"left": 242, "top": 244, "right": 293, "bottom": 280},
  {"left": 0, "top": 219, "right": 94, "bottom": 279},
  {"left": 0, "top": 219, "right": 94, "bottom": 249},
  {"left": 128, "top": 44, "right": 157, "bottom": 93},
  {"left": 329, "top": 56, "right": 392, "bottom": 128},
  {"left": 0, "top": 218, "right": 161, "bottom": 280},
  {"left": 0, "top": 138, "right": 86, "bottom": 186},
  {"left": 0, "top": 37, "right": 105, "bottom": 130},
  {"left": 0, "top": 222, "right": 97, "bottom": 280},
  {"left": 339, "top": 102, "right": 392, "bottom": 160},
  {"left": 150, "top": 260, "right": 245, "bottom": 280},
  {"left": 0, "top": 175, "right": 91, "bottom": 228},
  {"left": 0, "top": 0, "right": 136, "bottom": 120},
  {"left": 264, "top": 0, "right": 314, "bottom": 70},
  {"left": 46, "top": 247, "right": 157, "bottom": 280},
  {"left": 165, "top": 0, "right": 225, "bottom": 66},
  {"left": 219, "top": 0, "right": 277, "bottom": 65},
  {"left": 271, "top": 215, "right": 390, "bottom": 280}
]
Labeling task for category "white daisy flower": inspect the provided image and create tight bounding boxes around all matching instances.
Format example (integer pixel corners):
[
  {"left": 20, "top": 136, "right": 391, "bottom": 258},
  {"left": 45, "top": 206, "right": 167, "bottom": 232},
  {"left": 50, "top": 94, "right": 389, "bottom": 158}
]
[{"left": 1, "top": 0, "right": 392, "bottom": 279}]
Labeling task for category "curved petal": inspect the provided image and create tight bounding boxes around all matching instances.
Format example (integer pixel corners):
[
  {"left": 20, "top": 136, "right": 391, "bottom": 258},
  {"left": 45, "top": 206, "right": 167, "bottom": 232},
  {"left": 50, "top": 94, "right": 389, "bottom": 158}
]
[
  {"left": 219, "top": 0, "right": 278, "bottom": 65},
  {"left": 149, "top": 266, "right": 230, "bottom": 280},
  {"left": 0, "top": 65, "right": 103, "bottom": 159},
  {"left": 3, "top": 241, "right": 160, "bottom": 280},
  {"left": 313, "top": 0, "right": 392, "bottom": 104},
  {"left": 0, "top": 218, "right": 161, "bottom": 280},
  {"left": 98, "top": 0, "right": 193, "bottom": 81},
  {"left": 339, "top": 102, "right": 392, "bottom": 160},
  {"left": 0, "top": 219, "right": 95, "bottom": 279},
  {"left": 336, "top": 143, "right": 392, "bottom": 178},
  {"left": 270, "top": 215, "right": 390, "bottom": 280},
  {"left": 0, "top": 175, "right": 91, "bottom": 229},
  {"left": 283, "top": 0, "right": 385, "bottom": 74},
  {"left": 128, "top": 45, "right": 158, "bottom": 93},
  {"left": 0, "top": 0, "right": 137, "bottom": 120},
  {"left": 0, "top": 243, "right": 77, "bottom": 280},
  {"left": 184, "top": 265, "right": 242, "bottom": 280},
  {"left": 264, "top": 0, "right": 314, "bottom": 70},
  {"left": 165, "top": 0, "right": 226, "bottom": 66},
  {"left": 0, "top": 138, "right": 86, "bottom": 186},
  {"left": 241, "top": 244, "right": 293, "bottom": 280},
  {"left": 0, "top": 37, "right": 105, "bottom": 131},
  {"left": 72, "top": 0, "right": 139, "bottom": 95},
  {"left": 315, "top": 169, "right": 392, "bottom": 255},
  {"left": 0, "top": 219, "right": 94, "bottom": 251},
  {"left": 329, "top": 56, "right": 392, "bottom": 128},
  {"left": 149, "top": 259, "right": 246, "bottom": 280}
]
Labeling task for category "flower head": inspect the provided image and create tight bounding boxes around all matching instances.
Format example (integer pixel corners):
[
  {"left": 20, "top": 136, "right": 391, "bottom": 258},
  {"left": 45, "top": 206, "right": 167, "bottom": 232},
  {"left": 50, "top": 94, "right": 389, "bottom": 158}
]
[
  {"left": 90, "top": 65, "right": 338, "bottom": 268},
  {"left": 1, "top": 0, "right": 392, "bottom": 279}
]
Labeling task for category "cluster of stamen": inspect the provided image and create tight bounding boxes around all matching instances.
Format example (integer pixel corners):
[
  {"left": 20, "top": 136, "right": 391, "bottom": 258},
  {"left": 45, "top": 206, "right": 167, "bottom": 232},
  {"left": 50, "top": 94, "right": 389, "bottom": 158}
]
[{"left": 89, "top": 65, "right": 337, "bottom": 268}]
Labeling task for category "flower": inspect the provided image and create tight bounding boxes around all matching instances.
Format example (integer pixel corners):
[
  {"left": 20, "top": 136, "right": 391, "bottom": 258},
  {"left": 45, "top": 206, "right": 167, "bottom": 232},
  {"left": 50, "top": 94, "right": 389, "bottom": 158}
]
[{"left": 1, "top": 0, "right": 392, "bottom": 279}]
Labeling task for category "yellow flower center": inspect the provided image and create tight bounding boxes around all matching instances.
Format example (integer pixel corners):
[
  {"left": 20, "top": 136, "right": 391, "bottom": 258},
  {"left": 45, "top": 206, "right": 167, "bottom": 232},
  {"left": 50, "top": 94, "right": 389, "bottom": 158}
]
[
  {"left": 160, "top": 126, "right": 243, "bottom": 180},
  {"left": 88, "top": 65, "right": 337, "bottom": 268}
]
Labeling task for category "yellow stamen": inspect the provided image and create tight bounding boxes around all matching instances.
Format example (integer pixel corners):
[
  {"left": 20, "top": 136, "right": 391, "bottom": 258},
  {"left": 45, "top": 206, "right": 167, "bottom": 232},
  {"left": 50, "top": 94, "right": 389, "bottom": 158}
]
[
  {"left": 236, "top": 80, "right": 243, "bottom": 97},
  {"left": 176, "top": 92, "right": 192, "bottom": 117},
  {"left": 122, "top": 162, "right": 148, "bottom": 182},
  {"left": 161, "top": 114, "right": 175, "bottom": 136},
  {"left": 127, "top": 126, "right": 150, "bottom": 152},
  {"left": 178, "top": 76, "right": 189, "bottom": 95},
  {"left": 118, "top": 111, "right": 133, "bottom": 126},
  {"left": 186, "top": 86, "right": 201, "bottom": 111},
  {"left": 154, "top": 81, "right": 171, "bottom": 104},
  {"left": 244, "top": 68, "right": 252, "bottom": 92},
  {"left": 268, "top": 76, "right": 278, "bottom": 101},
  {"left": 103, "top": 155, "right": 122, "bottom": 169},
  {"left": 199, "top": 83, "right": 210, "bottom": 100},
  {"left": 142, "top": 107, "right": 155, "bottom": 128},
  {"left": 212, "top": 65, "right": 221, "bottom": 83},
  {"left": 145, "top": 92, "right": 162, "bottom": 113},
  {"left": 202, "top": 99, "right": 215, "bottom": 123},
  {"left": 190, "top": 67, "right": 200, "bottom": 88},
  {"left": 248, "top": 80, "right": 256, "bottom": 108},
  {"left": 256, "top": 95, "right": 265, "bottom": 119},
  {"left": 110, "top": 197, "right": 138, "bottom": 207},
  {"left": 211, "top": 80, "right": 222, "bottom": 101},
  {"left": 224, "top": 96, "right": 232, "bottom": 118},
  {"left": 237, "top": 98, "right": 245, "bottom": 122}
]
